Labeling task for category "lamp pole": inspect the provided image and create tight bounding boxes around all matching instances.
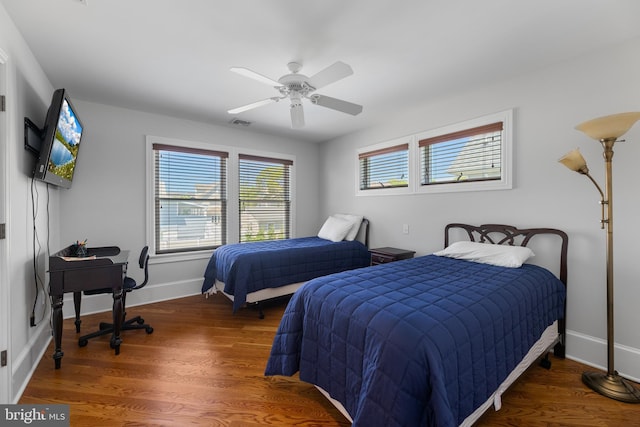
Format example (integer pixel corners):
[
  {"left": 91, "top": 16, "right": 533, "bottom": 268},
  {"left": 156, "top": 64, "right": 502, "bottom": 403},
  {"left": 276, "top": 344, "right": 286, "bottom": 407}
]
[
  {"left": 580, "top": 138, "right": 640, "bottom": 403},
  {"left": 602, "top": 138, "right": 615, "bottom": 378}
]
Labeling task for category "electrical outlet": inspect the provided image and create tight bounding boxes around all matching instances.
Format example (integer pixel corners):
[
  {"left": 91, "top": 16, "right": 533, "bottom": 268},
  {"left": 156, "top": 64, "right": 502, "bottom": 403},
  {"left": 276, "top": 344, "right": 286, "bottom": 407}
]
[{"left": 402, "top": 224, "right": 409, "bottom": 234}]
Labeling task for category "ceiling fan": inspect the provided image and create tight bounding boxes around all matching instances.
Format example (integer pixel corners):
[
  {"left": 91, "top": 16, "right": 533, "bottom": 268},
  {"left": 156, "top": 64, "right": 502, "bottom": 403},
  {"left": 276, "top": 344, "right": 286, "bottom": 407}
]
[{"left": 228, "top": 61, "right": 363, "bottom": 128}]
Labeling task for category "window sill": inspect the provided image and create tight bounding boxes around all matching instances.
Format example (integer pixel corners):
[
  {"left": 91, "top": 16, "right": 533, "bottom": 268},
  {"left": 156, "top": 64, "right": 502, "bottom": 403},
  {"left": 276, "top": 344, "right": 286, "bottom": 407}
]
[{"left": 149, "top": 249, "right": 213, "bottom": 265}]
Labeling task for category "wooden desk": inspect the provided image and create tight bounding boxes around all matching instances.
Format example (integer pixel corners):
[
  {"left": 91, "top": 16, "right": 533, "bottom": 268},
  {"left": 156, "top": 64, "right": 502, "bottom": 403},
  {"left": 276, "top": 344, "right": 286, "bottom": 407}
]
[{"left": 49, "top": 246, "right": 129, "bottom": 369}]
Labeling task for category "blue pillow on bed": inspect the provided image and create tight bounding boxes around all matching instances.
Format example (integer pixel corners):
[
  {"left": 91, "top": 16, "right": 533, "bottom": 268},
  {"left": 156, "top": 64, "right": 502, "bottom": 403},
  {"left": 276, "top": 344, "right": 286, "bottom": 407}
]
[{"left": 433, "top": 241, "right": 534, "bottom": 268}]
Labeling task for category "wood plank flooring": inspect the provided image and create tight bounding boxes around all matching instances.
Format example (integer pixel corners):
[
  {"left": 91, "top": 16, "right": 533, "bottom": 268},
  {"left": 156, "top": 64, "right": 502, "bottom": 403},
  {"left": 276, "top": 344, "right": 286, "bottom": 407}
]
[{"left": 19, "top": 294, "right": 640, "bottom": 426}]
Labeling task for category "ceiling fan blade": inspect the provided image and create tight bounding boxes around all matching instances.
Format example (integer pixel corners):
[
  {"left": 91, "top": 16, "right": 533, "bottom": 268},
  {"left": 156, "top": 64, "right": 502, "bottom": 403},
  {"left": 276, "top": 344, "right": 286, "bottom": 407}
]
[
  {"left": 307, "top": 61, "right": 353, "bottom": 90},
  {"left": 311, "top": 94, "right": 363, "bottom": 116},
  {"left": 227, "top": 97, "right": 279, "bottom": 114},
  {"left": 230, "top": 67, "right": 282, "bottom": 87}
]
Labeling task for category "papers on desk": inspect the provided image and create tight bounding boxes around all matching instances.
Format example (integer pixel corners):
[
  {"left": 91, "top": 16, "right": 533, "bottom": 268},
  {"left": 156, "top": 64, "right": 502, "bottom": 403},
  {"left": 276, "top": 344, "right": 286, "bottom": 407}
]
[{"left": 61, "top": 255, "right": 97, "bottom": 261}]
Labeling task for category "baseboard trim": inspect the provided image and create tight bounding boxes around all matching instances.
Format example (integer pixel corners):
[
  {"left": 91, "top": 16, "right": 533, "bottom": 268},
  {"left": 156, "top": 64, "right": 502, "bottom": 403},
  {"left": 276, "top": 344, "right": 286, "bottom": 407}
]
[
  {"left": 566, "top": 329, "right": 640, "bottom": 383},
  {"left": 11, "top": 322, "right": 51, "bottom": 403},
  {"left": 60, "top": 277, "right": 203, "bottom": 318}
]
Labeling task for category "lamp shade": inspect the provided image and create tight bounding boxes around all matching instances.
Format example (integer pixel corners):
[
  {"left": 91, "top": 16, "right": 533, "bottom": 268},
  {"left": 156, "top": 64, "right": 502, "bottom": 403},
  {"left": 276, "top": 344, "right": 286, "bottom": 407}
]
[
  {"left": 558, "top": 148, "right": 588, "bottom": 173},
  {"left": 575, "top": 112, "right": 640, "bottom": 140}
]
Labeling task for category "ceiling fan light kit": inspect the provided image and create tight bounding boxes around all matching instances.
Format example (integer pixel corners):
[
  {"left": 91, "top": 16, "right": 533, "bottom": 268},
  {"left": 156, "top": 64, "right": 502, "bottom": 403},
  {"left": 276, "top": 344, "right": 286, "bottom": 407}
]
[
  {"left": 289, "top": 91, "right": 305, "bottom": 128},
  {"left": 228, "top": 61, "right": 363, "bottom": 128}
]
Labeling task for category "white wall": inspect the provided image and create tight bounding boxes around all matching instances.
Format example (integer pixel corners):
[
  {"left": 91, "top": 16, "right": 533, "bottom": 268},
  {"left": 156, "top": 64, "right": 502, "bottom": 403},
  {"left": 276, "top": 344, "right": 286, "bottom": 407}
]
[
  {"left": 0, "top": 2, "right": 60, "bottom": 403},
  {"left": 319, "top": 37, "right": 640, "bottom": 381},
  {"left": 56, "top": 101, "right": 322, "bottom": 317}
]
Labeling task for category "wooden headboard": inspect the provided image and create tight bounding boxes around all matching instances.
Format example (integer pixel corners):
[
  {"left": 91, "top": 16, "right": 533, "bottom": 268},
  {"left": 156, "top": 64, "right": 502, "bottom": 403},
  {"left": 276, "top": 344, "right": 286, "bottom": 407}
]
[{"left": 444, "top": 223, "right": 568, "bottom": 286}]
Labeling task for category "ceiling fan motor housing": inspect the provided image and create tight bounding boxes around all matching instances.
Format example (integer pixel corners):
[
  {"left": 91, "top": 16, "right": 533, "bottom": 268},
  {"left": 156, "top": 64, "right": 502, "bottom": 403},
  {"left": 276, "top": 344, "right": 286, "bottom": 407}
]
[{"left": 278, "top": 73, "right": 315, "bottom": 96}]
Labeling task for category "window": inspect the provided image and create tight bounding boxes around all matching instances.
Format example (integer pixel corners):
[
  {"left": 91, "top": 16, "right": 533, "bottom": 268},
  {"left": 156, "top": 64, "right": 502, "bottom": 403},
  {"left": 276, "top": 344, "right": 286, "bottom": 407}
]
[
  {"left": 415, "top": 109, "right": 512, "bottom": 194},
  {"left": 239, "top": 154, "right": 292, "bottom": 242},
  {"left": 419, "top": 121, "right": 503, "bottom": 186},
  {"left": 153, "top": 143, "right": 227, "bottom": 254},
  {"left": 358, "top": 142, "right": 409, "bottom": 191},
  {"left": 355, "top": 110, "right": 512, "bottom": 196},
  {"left": 148, "top": 137, "right": 296, "bottom": 257}
]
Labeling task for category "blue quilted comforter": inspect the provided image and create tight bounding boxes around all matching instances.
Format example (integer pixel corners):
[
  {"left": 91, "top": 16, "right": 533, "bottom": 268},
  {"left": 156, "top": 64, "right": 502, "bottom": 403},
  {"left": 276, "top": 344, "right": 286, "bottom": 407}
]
[
  {"left": 202, "top": 237, "right": 370, "bottom": 312},
  {"left": 265, "top": 255, "right": 566, "bottom": 426}
]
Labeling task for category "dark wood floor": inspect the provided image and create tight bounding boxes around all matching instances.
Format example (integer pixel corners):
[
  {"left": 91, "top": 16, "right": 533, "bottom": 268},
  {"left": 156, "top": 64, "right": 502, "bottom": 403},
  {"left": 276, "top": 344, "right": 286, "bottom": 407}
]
[{"left": 20, "top": 295, "right": 640, "bottom": 426}]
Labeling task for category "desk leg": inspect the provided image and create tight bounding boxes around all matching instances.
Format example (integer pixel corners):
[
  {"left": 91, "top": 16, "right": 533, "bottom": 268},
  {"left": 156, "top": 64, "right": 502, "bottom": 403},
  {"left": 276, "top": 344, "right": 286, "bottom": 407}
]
[
  {"left": 73, "top": 292, "right": 82, "bottom": 333},
  {"left": 110, "top": 289, "right": 123, "bottom": 355},
  {"left": 52, "top": 295, "right": 64, "bottom": 369}
]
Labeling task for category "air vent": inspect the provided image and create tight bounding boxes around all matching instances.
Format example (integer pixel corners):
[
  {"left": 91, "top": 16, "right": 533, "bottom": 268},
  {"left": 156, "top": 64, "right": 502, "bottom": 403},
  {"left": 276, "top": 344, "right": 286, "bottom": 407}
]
[{"left": 229, "top": 118, "right": 252, "bottom": 127}]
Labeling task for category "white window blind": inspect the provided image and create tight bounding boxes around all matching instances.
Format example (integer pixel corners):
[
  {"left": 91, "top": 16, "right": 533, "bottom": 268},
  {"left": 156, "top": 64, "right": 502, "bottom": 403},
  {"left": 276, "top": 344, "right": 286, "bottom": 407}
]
[
  {"left": 153, "top": 144, "right": 227, "bottom": 254},
  {"left": 239, "top": 154, "right": 292, "bottom": 242},
  {"left": 419, "top": 121, "right": 503, "bottom": 186},
  {"left": 358, "top": 143, "right": 409, "bottom": 190}
]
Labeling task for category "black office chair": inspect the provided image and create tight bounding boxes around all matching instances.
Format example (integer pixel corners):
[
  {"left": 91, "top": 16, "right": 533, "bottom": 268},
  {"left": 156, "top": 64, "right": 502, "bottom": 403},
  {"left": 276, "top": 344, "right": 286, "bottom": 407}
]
[{"left": 78, "top": 246, "right": 153, "bottom": 348}]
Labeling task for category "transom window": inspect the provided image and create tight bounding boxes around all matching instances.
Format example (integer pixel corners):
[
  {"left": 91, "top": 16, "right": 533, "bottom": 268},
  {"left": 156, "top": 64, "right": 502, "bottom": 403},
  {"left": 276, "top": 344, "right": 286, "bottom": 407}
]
[
  {"left": 358, "top": 143, "right": 409, "bottom": 191},
  {"left": 356, "top": 109, "right": 512, "bottom": 196},
  {"left": 419, "top": 121, "right": 503, "bottom": 186}
]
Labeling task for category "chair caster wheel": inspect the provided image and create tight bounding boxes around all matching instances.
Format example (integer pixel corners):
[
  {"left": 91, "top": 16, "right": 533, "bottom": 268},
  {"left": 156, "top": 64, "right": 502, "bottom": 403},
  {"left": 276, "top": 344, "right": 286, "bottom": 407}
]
[
  {"left": 78, "top": 339, "right": 88, "bottom": 347},
  {"left": 145, "top": 326, "right": 154, "bottom": 334},
  {"left": 136, "top": 318, "right": 145, "bottom": 325}
]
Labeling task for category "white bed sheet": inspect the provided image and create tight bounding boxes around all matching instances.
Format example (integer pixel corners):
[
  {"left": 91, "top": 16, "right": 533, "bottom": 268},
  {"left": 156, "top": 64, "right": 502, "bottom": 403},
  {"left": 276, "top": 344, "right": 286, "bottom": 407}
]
[{"left": 207, "top": 279, "right": 306, "bottom": 304}]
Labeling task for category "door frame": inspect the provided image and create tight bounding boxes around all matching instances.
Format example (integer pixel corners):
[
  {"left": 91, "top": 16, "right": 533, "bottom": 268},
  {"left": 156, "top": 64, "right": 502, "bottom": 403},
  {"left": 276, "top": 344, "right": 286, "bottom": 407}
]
[{"left": 0, "top": 47, "right": 11, "bottom": 404}]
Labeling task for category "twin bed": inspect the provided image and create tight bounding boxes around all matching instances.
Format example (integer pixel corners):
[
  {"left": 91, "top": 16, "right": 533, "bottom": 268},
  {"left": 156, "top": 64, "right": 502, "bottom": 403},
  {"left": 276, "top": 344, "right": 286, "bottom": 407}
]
[
  {"left": 202, "top": 216, "right": 371, "bottom": 316},
  {"left": 264, "top": 223, "right": 568, "bottom": 426}
]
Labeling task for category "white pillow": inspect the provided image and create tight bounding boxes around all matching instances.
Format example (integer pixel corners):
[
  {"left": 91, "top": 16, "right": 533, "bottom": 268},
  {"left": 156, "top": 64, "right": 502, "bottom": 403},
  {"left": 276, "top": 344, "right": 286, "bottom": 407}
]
[
  {"left": 332, "top": 213, "right": 363, "bottom": 241},
  {"left": 317, "top": 216, "right": 353, "bottom": 242},
  {"left": 433, "top": 241, "right": 534, "bottom": 268}
]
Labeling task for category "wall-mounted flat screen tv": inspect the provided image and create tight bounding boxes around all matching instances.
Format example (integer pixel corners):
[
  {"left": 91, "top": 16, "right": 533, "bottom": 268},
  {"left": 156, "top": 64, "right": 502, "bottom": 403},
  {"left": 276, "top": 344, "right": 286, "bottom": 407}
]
[{"left": 32, "top": 88, "right": 84, "bottom": 189}]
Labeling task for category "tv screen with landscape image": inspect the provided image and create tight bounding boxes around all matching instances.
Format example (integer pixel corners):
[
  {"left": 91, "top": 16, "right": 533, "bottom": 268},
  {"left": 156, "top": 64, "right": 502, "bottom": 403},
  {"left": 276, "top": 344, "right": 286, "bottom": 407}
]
[{"left": 32, "top": 88, "right": 84, "bottom": 189}]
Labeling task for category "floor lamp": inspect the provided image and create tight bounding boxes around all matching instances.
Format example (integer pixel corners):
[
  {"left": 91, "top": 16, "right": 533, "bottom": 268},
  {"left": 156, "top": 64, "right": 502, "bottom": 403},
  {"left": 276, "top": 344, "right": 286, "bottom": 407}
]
[{"left": 559, "top": 111, "right": 640, "bottom": 403}]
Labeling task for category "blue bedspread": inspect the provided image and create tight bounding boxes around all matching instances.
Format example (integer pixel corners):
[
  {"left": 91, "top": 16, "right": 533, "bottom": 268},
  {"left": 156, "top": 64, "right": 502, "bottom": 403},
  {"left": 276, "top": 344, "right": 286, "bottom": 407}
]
[
  {"left": 265, "top": 255, "right": 566, "bottom": 427},
  {"left": 201, "top": 237, "right": 370, "bottom": 312}
]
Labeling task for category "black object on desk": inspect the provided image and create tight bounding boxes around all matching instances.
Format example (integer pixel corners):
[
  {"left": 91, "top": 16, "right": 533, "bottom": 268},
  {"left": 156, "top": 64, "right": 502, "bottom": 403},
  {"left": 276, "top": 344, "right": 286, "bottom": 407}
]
[{"left": 48, "top": 245, "right": 129, "bottom": 369}]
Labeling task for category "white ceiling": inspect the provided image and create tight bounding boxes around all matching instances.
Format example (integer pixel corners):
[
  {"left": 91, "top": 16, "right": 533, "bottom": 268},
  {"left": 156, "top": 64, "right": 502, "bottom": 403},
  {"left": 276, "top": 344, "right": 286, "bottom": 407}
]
[{"left": 3, "top": 0, "right": 640, "bottom": 143}]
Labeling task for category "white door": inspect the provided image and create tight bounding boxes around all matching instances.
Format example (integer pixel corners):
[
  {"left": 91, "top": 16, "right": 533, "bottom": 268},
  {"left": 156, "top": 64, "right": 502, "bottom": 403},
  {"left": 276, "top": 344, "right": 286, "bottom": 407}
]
[{"left": 0, "top": 49, "right": 10, "bottom": 404}]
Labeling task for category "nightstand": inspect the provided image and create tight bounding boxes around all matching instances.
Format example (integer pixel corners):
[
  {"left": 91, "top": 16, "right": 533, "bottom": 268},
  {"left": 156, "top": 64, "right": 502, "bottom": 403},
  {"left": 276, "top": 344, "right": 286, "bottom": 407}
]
[{"left": 369, "top": 247, "right": 416, "bottom": 266}]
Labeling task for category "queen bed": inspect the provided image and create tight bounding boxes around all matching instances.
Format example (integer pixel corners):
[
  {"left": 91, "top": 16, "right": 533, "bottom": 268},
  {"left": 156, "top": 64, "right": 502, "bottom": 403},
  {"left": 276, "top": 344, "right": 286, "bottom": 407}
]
[
  {"left": 265, "top": 223, "right": 568, "bottom": 426},
  {"left": 202, "top": 215, "right": 371, "bottom": 315}
]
